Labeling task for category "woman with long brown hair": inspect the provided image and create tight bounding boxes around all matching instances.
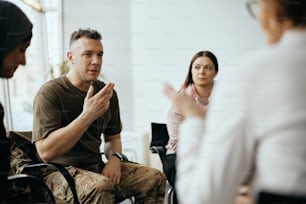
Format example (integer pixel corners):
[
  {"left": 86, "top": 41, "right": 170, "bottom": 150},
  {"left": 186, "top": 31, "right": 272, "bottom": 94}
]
[{"left": 165, "top": 50, "right": 218, "bottom": 204}]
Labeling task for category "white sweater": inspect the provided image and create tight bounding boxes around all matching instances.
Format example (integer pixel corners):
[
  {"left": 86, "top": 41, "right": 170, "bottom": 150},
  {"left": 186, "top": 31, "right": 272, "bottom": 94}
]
[{"left": 176, "top": 29, "right": 306, "bottom": 204}]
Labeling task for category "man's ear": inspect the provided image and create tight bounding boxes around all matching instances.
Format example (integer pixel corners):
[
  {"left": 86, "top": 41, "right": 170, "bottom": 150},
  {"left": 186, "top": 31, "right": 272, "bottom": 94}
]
[{"left": 67, "top": 51, "right": 74, "bottom": 64}]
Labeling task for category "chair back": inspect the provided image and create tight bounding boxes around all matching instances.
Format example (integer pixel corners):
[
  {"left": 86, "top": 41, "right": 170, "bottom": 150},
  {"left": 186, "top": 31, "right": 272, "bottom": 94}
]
[
  {"left": 150, "top": 122, "right": 174, "bottom": 173},
  {"left": 150, "top": 122, "right": 169, "bottom": 148}
]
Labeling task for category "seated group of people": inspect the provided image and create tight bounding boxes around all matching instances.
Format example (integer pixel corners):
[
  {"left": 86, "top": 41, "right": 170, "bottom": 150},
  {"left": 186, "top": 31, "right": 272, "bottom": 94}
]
[{"left": 1, "top": 0, "right": 306, "bottom": 204}]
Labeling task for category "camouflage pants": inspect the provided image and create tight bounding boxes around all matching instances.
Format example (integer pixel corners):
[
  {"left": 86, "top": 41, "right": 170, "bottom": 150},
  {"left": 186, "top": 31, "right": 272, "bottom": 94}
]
[{"left": 45, "top": 162, "right": 166, "bottom": 204}]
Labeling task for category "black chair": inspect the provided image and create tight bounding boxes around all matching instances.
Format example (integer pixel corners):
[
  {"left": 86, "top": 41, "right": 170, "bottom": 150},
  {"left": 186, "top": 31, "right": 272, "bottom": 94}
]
[
  {"left": 8, "top": 131, "right": 80, "bottom": 204},
  {"left": 7, "top": 173, "right": 55, "bottom": 203},
  {"left": 257, "top": 191, "right": 306, "bottom": 204},
  {"left": 10, "top": 130, "right": 136, "bottom": 204},
  {"left": 150, "top": 122, "right": 175, "bottom": 204}
]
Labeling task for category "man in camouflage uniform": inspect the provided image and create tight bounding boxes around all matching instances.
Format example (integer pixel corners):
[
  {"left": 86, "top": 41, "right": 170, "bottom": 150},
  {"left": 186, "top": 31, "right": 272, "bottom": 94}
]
[{"left": 32, "top": 28, "right": 166, "bottom": 203}]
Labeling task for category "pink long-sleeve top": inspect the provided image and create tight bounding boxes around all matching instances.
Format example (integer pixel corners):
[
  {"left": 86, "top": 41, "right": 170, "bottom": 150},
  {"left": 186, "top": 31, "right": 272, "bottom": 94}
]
[{"left": 166, "top": 84, "right": 209, "bottom": 154}]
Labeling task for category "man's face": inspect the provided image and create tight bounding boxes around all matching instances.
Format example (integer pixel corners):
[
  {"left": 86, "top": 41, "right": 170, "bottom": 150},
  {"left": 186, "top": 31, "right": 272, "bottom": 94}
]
[
  {"left": 68, "top": 36, "right": 103, "bottom": 83},
  {"left": 0, "top": 40, "right": 31, "bottom": 78}
]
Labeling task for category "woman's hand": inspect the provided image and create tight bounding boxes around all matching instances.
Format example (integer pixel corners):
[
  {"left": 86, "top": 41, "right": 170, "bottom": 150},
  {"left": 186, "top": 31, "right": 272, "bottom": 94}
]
[
  {"left": 235, "top": 185, "right": 254, "bottom": 204},
  {"left": 163, "top": 83, "right": 206, "bottom": 119}
]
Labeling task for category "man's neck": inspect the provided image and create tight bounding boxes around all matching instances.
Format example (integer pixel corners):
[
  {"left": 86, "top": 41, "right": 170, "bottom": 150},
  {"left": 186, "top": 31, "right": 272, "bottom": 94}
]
[{"left": 66, "top": 72, "right": 92, "bottom": 92}]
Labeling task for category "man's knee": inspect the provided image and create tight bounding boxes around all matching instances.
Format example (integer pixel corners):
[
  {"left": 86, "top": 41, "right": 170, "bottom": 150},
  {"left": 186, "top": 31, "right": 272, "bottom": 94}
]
[
  {"left": 150, "top": 168, "right": 167, "bottom": 186},
  {"left": 80, "top": 180, "right": 115, "bottom": 203},
  {"left": 139, "top": 168, "right": 166, "bottom": 192},
  {"left": 136, "top": 168, "right": 166, "bottom": 204},
  {"left": 93, "top": 179, "right": 114, "bottom": 192}
]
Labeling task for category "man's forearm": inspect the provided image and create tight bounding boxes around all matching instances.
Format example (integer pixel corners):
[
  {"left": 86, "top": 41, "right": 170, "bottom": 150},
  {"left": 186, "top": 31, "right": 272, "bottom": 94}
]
[{"left": 35, "top": 112, "right": 94, "bottom": 163}]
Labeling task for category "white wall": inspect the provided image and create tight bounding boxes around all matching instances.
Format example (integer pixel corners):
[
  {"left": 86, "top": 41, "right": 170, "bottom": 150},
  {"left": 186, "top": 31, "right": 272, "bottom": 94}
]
[{"left": 62, "top": 0, "right": 264, "bottom": 134}]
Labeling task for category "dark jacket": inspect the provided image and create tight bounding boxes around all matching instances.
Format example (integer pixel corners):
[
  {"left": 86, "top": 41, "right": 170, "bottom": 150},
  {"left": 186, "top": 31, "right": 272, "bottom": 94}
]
[{"left": 0, "top": 1, "right": 32, "bottom": 202}]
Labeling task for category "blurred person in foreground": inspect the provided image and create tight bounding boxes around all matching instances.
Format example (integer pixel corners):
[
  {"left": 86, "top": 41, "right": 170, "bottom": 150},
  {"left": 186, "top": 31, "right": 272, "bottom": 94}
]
[
  {"left": 164, "top": 0, "right": 306, "bottom": 203},
  {"left": 0, "top": 1, "right": 33, "bottom": 202}
]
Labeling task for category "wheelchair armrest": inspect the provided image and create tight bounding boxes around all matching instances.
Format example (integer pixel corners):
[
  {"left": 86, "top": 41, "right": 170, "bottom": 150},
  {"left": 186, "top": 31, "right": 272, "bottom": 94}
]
[
  {"left": 150, "top": 146, "right": 168, "bottom": 164},
  {"left": 8, "top": 173, "right": 37, "bottom": 181},
  {"left": 150, "top": 146, "right": 166, "bottom": 155},
  {"left": 22, "top": 162, "right": 79, "bottom": 204},
  {"left": 121, "top": 153, "right": 129, "bottom": 162}
]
